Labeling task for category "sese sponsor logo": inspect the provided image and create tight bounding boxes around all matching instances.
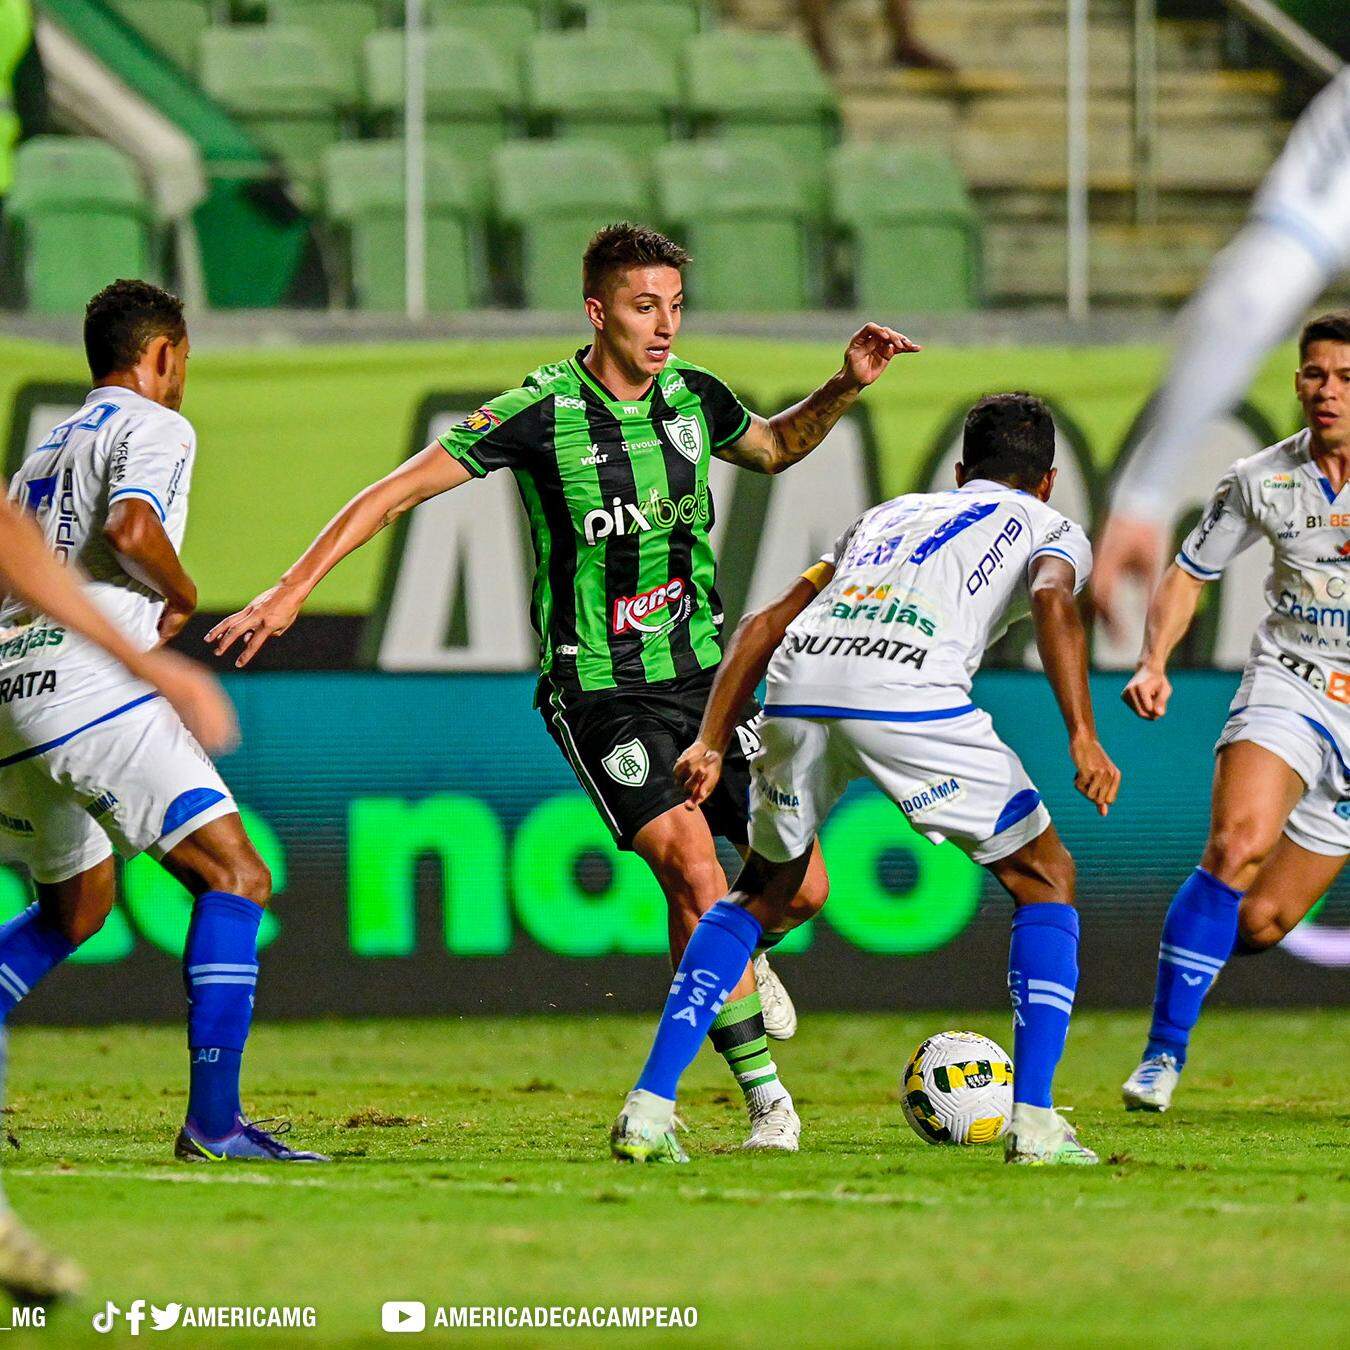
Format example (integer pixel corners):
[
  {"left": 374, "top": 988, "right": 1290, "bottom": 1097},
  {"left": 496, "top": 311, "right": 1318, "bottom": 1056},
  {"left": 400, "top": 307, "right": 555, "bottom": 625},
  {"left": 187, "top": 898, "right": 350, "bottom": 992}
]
[
  {"left": 582, "top": 486, "right": 711, "bottom": 546},
  {"left": 613, "top": 577, "right": 691, "bottom": 636}
]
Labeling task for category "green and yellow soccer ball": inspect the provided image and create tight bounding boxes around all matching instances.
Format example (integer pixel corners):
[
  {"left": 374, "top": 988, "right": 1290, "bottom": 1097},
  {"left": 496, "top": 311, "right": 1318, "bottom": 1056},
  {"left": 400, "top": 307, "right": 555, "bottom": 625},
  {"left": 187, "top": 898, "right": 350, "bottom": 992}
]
[{"left": 901, "top": 1031, "right": 1014, "bottom": 1145}]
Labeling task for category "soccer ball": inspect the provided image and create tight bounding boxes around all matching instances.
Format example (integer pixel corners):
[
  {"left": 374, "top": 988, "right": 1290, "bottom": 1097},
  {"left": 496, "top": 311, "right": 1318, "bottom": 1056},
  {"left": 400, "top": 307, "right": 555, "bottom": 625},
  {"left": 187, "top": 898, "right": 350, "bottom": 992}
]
[{"left": 900, "top": 1031, "right": 1014, "bottom": 1145}]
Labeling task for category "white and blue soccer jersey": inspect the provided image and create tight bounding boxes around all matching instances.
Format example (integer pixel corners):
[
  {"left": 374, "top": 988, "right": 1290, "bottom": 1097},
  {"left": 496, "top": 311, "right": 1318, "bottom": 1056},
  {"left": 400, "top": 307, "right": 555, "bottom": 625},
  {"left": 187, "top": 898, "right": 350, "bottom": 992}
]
[
  {"left": 765, "top": 478, "right": 1092, "bottom": 714},
  {"left": 750, "top": 480, "right": 1091, "bottom": 867},
  {"left": 1179, "top": 429, "right": 1350, "bottom": 855},
  {"left": 0, "top": 386, "right": 195, "bottom": 751},
  {"left": 0, "top": 387, "right": 235, "bottom": 884}
]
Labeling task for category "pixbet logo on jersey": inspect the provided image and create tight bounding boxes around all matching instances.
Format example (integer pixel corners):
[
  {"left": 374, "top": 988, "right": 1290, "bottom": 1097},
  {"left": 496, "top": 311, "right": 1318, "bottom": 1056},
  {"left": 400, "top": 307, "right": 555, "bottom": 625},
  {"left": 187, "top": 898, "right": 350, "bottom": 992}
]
[
  {"left": 582, "top": 486, "right": 711, "bottom": 546},
  {"left": 612, "top": 577, "right": 692, "bottom": 635}
]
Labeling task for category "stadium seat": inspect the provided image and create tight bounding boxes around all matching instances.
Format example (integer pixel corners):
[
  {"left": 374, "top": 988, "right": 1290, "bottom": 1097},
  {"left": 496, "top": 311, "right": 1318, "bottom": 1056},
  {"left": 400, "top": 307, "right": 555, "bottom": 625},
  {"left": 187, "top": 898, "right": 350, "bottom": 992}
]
[
  {"left": 654, "top": 140, "right": 812, "bottom": 311},
  {"left": 425, "top": 5, "right": 540, "bottom": 71},
  {"left": 684, "top": 32, "right": 838, "bottom": 176},
  {"left": 107, "top": 0, "right": 209, "bottom": 74},
  {"left": 524, "top": 31, "right": 679, "bottom": 159},
  {"left": 584, "top": 0, "right": 704, "bottom": 43},
  {"left": 8, "top": 137, "right": 153, "bottom": 315},
  {"left": 830, "top": 143, "right": 981, "bottom": 312},
  {"left": 493, "top": 140, "right": 650, "bottom": 309},
  {"left": 266, "top": 0, "right": 381, "bottom": 96},
  {"left": 324, "top": 142, "right": 484, "bottom": 311},
  {"left": 364, "top": 30, "right": 520, "bottom": 176},
  {"left": 198, "top": 27, "right": 345, "bottom": 204},
  {"left": 428, "top": 0, "right": 562, "bottom": 20}
]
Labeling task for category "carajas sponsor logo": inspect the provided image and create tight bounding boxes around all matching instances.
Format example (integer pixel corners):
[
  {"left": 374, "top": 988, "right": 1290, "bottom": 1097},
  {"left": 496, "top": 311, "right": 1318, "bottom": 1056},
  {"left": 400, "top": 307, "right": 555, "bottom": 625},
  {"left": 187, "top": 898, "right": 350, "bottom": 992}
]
[{"left": 613, "top": 577, "right": 690, "bottom": 635}]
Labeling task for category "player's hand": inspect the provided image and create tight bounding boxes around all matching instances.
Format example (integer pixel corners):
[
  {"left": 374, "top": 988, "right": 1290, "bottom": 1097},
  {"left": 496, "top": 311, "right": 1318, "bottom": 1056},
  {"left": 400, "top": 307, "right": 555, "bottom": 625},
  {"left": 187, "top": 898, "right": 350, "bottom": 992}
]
[
  {"left": 136, "top": 648, "right": 239, "bottom": 755},
  {"left": 205, "top": 583, "right": 303, "bottom": 668},
  {"left": 841, "top": 323, "right": 921, "bottom": 388},
  {"left": 157, "top": 599, "right": 193, "bottom": 646},
  {"left": 1122, "top": 664, "right": 1172, "bottom": 720},
  {"left": 674, "top": 739, "right": 724, "bottom": 808},
  {"left": 1092, "top": 513, "right": 1167, "bottom": 638},
  {"left": 1069, "top": 733, "right": 1121, "bottom": 817}
]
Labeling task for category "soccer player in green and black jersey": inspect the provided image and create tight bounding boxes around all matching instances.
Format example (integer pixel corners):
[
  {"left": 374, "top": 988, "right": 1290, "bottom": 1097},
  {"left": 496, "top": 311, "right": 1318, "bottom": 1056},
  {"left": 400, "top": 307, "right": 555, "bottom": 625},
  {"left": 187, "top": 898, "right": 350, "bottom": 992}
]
[{"left": 209, "top": 224, "right": 918, "bottom": 1150}]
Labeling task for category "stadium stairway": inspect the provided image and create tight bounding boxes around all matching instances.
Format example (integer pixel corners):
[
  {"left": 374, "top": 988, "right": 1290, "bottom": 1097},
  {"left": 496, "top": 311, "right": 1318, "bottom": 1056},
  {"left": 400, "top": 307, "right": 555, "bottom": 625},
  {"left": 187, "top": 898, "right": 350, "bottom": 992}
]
[{"left": 723, "top": 0, "right": 1298, "bottom": 307}]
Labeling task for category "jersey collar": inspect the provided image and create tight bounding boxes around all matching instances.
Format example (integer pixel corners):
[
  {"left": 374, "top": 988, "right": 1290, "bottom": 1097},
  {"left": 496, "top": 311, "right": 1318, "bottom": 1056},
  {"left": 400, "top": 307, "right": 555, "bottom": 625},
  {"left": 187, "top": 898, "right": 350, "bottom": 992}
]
[
  {"left": 956, "top": 477, "right": 1024, "bottom": 495},
  {"left": 571, "top": 347, "right": 655, "bottom": 410}
]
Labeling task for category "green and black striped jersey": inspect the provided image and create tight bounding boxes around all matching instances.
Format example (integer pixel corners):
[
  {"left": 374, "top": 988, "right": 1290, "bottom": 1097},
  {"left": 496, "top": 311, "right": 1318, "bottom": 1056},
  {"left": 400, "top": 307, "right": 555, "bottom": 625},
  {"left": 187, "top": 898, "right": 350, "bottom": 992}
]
[{"left": 439, "top": 347, "right": 751, "bottom": 697}]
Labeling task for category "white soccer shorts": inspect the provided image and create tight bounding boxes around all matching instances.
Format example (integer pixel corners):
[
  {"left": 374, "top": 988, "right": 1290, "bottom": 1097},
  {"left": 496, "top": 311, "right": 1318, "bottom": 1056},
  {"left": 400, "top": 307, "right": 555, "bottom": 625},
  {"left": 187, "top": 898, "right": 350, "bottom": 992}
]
[
  {"left": 0, "top": 692, "right": 237, "bottom": 883},
  {"left": 748, "top": 708, "right": 1051, "bottom": 866},
  {"left": 1217, "top": 704, "right": 1350, "bottom": 857}
]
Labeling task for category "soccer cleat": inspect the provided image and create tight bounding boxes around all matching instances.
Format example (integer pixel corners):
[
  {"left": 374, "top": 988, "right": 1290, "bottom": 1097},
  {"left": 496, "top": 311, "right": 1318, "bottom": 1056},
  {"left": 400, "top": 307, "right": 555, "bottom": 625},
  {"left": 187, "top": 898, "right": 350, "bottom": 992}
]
[
  {"left": 754, "top": 953, "right": 797, "bottom": 1040},
  {"left": 610, "top": 1090, "right": 689, "bottom": 1164},
  {"left": 1122, "top": 1053, "right": 1182, "bottom": 1112},
  {"left": 0, "top": 1209, "right": 85, "bottom": 1304},
  {"left": 175, "top": 1115, "right": 330, "bottom": 1162},
  {"left": 1004, "top": 1105, "right": 1099, "bottom": 1166},
  {"left": 743, "top": 1096, "right": 800, "bottom": 1152}
]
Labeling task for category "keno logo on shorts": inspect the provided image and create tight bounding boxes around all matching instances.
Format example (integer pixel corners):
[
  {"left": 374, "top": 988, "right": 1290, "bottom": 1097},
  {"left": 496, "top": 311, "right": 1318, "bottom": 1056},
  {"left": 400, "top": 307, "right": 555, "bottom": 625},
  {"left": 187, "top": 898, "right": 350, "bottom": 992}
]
[{"left": 613, "top": 577, "right": 690, "bottom": 635}]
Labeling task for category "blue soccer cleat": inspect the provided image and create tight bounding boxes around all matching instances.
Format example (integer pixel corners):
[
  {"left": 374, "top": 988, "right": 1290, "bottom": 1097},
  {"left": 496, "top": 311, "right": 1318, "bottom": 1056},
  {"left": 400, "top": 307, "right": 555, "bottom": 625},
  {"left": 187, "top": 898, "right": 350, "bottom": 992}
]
[{"left": 175, "top": 1115, "right": 330, "bottom": 1163}]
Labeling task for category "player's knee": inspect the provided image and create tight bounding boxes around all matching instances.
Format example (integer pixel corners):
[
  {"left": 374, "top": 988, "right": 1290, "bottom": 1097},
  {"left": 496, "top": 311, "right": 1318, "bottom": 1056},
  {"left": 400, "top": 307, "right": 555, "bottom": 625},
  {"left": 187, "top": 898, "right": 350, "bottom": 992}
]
[
  {"left": 58, "top": 901, "right": 111, "bottom": 947},
  {"left": 200, "top": 853, "right": 272, "bottom": 906},
  {"left": 1202, "top": 823, "right": 1270, "bottom": 880},
  {"left": 785, "top": 866, "right": 828, "bottom": 922},
  {"left": 657, "top": 855, "right": 725, "bottom": 911}
]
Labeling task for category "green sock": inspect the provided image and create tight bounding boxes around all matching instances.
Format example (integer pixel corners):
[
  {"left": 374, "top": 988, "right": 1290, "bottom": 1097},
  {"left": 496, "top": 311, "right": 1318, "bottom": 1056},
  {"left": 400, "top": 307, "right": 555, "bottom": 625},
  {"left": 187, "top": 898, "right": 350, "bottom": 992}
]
[{"left": 709, "top": 991, "right": 788, "bottom": 1111}]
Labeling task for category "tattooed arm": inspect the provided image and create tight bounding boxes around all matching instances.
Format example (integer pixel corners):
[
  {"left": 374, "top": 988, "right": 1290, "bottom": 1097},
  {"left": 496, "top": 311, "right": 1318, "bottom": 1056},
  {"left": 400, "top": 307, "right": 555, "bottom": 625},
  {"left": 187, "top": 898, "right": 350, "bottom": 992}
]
[{"left": 714, "top": 323, "right": 920, "bottom": 474}]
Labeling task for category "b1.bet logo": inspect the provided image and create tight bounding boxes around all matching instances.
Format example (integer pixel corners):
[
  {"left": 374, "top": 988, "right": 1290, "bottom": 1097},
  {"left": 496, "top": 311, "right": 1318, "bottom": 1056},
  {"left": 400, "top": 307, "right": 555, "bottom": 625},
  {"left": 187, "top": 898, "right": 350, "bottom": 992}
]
[{"left": 93, "top": 1299, "right": 183, "bottom": 1335}]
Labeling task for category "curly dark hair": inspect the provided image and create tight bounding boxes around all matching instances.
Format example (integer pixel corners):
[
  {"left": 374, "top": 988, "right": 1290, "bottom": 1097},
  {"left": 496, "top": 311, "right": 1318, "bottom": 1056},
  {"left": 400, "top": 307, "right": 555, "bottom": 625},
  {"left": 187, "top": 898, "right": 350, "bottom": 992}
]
[
  {"left": 582, "top": 223, "right": 692, "bottom": 301},
  {"left": 961, "top": 392, "right": 1056, "bottom": 491},
  {"left": 1299, "top": 311, "right": 1350, "bottom": 360},
  {"left": 84, "top": 279, "right": 186, "bottom": 380}
]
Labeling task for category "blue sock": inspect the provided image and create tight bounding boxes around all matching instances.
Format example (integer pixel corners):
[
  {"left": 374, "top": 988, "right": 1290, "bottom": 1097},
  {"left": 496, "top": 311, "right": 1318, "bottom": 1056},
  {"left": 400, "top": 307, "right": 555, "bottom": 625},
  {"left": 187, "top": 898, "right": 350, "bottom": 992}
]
[
  {"left": 184, "top": 891, "right": 263, "bottom": 1138},
  {"left": 1008, "top": 903, "right": 1080, "bottom": 1109},
  {"left": 634, "top": 900, "right": 762, "bottom": 1102},
  {"left": 0, "top": 904, "right": 76, "bottom": 1018},
  {"left": 1146, "top": 867, "right": 1241, "bottom": 1067}
]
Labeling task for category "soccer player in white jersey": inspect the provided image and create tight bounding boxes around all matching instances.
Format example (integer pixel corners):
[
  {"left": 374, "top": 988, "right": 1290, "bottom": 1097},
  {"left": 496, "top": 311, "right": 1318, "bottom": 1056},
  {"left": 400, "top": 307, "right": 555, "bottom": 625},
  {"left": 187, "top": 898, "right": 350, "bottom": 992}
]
[
  {"left": 0, "top": 490, "right": 236, "bottom": 1302},
  {"left": 0, "top": 280, "right": 324, "bottom": 1163},
  {"left": 609, "top": 393, "right": 1120, "bottom": 1166},
  {"left": 1120, "top": 314, "right": 1350, "bottom": 1111},
  {"left": 1095, "top": 65, "right": 1350, "bottom": 622}
]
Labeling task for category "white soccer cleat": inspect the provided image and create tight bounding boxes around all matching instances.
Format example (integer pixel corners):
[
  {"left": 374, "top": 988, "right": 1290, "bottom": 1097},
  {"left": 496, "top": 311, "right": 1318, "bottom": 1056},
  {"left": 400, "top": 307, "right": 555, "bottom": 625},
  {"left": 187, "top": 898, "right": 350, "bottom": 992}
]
[
  {"left": 610, "top": 1090, "right": 689, "bottom": 1164},
  {"left": 754, "top": 953, "right": 797, "bottom": 1040},
  {"left": 1004, "top": 1104, "right": 1099, "bottom": 1166},
  {"left": 0, "top": 1209, "right": 85, "bottom": 1303},
  {"left": 1122, "top": 1053, "right": 1182, "bottom": 1112},
  {"left": 743, "top": 1096, "right": 800, "bottom": 1152}
]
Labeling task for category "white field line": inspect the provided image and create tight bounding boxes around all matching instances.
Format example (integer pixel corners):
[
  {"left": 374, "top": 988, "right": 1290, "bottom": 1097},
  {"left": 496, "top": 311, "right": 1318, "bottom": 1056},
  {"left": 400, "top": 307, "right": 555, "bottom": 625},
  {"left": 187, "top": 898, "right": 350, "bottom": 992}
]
[{"left": 5, "top": 1167, "right": 1342, "bottom": 1217}]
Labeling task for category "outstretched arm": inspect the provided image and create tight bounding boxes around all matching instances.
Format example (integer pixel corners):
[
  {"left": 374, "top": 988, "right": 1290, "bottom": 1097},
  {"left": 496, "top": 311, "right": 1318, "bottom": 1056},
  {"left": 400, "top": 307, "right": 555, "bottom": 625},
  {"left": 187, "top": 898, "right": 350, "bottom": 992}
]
[
  {"left": 1029, "top": 554, "right": 1120, "bottom": 816},
  {"left": 207, "top": 445, "right": 472, "bottom": 666},
  {"left": 0, "top": 494, "right": 236, "bottom": 752},
  {"left": 715, "top": 324, "right": 919, "bottom": 474},
  {"left": 675, "top": 565, "right": 832, "bottom": 806},
  {"left": 1121, "top": 562, "right": 1205, "bottom": 720}
]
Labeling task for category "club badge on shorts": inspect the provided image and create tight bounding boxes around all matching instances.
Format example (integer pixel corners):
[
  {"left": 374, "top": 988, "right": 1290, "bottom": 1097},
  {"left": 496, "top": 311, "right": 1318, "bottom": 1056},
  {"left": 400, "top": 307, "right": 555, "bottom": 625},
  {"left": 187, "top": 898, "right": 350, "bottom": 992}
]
[{"left": 602, "top": 738, "right": 650, "bottom": 787}]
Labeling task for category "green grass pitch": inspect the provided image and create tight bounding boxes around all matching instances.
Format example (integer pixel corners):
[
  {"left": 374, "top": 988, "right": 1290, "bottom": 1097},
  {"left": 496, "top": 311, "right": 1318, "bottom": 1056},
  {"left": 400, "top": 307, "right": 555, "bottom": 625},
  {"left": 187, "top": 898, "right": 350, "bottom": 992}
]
[{"left": 5, "top": 1010, "right": 1346, "bottom": 1347}]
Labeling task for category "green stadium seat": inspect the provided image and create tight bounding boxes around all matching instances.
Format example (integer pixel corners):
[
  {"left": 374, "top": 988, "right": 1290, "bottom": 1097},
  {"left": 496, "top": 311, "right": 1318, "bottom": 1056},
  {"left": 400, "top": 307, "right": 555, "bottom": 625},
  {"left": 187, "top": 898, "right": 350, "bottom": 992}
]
[
  {"left": 107, "top": 0, "right": 209, "bottom": 74},
  {"left": 654, "top": 140, "right": 812, "bottom": 311},
  {"left": 830, "top": 143, "right": 981, "bottom": 312},
  {"left": 8, "top": 137, "right": 153, "bottom": 315},
  {"left": 584, "top": 0, "right": 704, "bottom": 43},
  {"left": 427, "top": 0, "right": 558, "bottom": 27},
  {"left": 525, "top": 31, "right": 678, "bottom": 159},
  {"left": 426, "top": 5, "right": 540, "bottom": 71},
  {"left": 198, "top": 27, "right": 344, "bottom": 203},
  {"left": 324, "top": 141, "right": 484, "bottom": 311},
  {"left": 266, "top": 0, "right": 380, "bottom": 97},
  {"left": 493, "top": 140, "right": 650, "bottom": 310},
  {"left": 684, "top": 32, "right": 838, "bottom": 176},
  {"left": 364, "top": 30, "right": 520, "bottom": 175}
]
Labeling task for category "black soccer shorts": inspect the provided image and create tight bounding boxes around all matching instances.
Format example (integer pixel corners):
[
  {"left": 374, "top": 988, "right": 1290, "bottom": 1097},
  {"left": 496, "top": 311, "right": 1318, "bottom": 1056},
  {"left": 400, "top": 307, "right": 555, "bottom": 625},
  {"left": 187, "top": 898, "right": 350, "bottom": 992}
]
[{"left": 539, "top": 669, "right": 762, "bottom": 851}]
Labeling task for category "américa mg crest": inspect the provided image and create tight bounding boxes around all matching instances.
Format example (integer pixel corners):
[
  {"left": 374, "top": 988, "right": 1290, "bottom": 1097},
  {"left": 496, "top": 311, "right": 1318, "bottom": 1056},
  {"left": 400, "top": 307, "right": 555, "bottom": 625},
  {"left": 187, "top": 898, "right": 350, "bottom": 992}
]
[{"left": 663, "top": 414, "right": 703, "bottom": 464}]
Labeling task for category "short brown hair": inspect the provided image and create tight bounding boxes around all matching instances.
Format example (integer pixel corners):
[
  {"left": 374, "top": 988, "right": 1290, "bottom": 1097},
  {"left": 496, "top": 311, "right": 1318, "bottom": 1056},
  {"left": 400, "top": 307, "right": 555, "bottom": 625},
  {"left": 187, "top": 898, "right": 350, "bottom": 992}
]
[
  {"left": 1299, "top": 311, "right": 1350, "bottom": 359},
  {"left": 582, "top": 222, "right": 691, "bottom": 301},
  {"left": 84, "top": 279, "right": 186, "bottom": 380}
]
